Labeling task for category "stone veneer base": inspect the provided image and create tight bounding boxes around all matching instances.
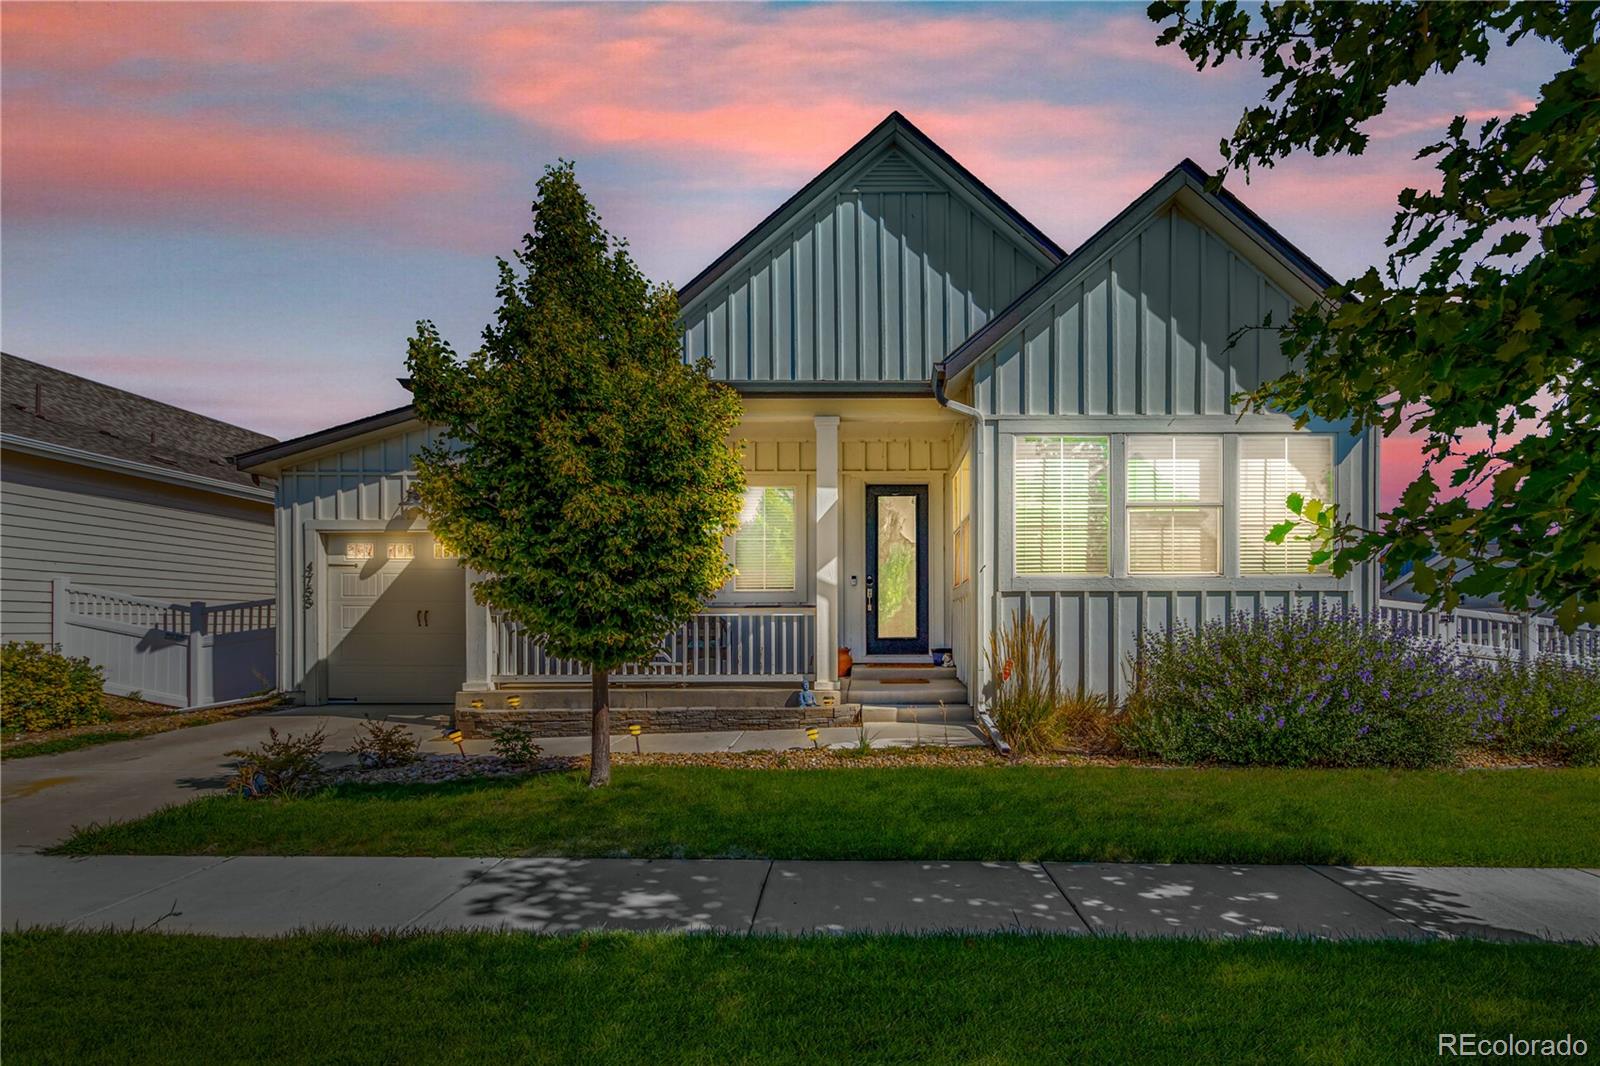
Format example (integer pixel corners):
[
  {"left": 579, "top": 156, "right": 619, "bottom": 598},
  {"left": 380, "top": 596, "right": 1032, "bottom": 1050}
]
[{"left": 455, "top": 704, "right": 860, "bottom": 739}]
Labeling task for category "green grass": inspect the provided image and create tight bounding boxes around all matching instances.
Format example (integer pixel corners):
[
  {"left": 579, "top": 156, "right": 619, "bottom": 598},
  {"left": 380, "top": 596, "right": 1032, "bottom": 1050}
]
[
  {"left": 55, "top": 765, "right": 1600, "bottom": 866},
  {"left": 0, "top": 730, "right": 148, "bottom": 759},
  {"left": 4, "top": 930, "right": 1596, "bottom": 1065}
]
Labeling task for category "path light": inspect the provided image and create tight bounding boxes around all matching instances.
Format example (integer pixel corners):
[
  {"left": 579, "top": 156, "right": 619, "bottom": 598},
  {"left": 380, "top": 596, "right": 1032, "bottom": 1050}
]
[
  {"left": 806, "top": 726, "right": 820, "bottom": 749},
  {"left": 506, "top": 695, "right": 522, "bottom": 710},
  {"left": 629, "top": 723, "right": 642, "bottom": 754},
  {"left": 447, "top": 729, "right": 466, "bottom": 762},
  {"left": 469, "top": 698, "right": 484, "bottom": 710}
]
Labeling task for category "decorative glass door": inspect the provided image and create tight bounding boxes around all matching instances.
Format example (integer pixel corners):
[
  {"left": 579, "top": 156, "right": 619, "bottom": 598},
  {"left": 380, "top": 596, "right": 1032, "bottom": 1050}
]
[{"left": 865, "top": 485, "right": 929, "bottom": 655}]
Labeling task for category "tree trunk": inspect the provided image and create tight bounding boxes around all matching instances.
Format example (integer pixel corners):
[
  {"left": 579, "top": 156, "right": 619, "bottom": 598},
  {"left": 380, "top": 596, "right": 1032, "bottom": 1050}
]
[{"left": 588, "top": 667, "right": 612, "bottom": 788}]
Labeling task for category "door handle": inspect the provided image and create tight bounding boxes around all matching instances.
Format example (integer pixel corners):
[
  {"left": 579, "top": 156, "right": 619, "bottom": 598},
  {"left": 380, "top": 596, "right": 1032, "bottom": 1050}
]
[
  {"left": 423, "top": 610, "right": 430, "bottom": 627},
  {"left": 865, "top": 577, "right": 875, "bottom": 612}
]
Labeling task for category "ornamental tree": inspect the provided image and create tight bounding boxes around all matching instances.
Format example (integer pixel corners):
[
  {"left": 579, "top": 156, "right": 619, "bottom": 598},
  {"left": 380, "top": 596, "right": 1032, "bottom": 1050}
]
[
  {"left": 1149, "top": 1, "right": 1599, "bottom": 630},
  {"left": 406, "top": 161, "right": 746, "bottom": 786}
]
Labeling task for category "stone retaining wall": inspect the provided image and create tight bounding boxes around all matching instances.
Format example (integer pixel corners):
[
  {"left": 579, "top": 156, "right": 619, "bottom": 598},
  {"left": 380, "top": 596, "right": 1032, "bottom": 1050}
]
[{"left": 456, "top": 704, "right": 860, "bottom": 738}]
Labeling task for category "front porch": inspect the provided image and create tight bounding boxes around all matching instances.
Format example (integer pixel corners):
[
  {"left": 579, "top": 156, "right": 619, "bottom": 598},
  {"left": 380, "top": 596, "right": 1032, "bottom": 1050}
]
[{"left": 455, "top": 397, "right": 975, "bottom": 735}]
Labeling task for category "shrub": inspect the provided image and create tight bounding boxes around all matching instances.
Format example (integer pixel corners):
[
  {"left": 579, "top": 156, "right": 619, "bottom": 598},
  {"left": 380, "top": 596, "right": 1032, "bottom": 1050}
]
[
  {"left": 352, "top": 716, "right": 420, "bottom": 769},
  {"left": 489, "top": 724, "right": 545, "bottom": 768},
  {"left": 1, "top": 642, "right": 106, "bottom": 734},
  {"left": 986, "top": 611, "right": 1064, "bottom": 754},
  {"left": 1057, "top": 688, "right": 1121, "bottom": 755},
  {"left": 227, "top": 725, "right": 327, "bottom": 798},
  {"left": 1469, "top": 656, "right": 1600, "bottom": 766},
  {"left": 1119, "top": 609, "right": 1476, "bottom": 768}
]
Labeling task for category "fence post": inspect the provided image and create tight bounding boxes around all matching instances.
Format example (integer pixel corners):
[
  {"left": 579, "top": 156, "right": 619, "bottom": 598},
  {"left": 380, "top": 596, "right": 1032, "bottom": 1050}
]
[
  {"left": 51, "top": 576, "right": 71, "bottom": 650},
  {"left": 1436, "top": 607, "right": 1455, "bottom": 652},
  {"left": 1520, "top": 614, "right": 1536, "bottom": 667},
  {"left": 187, "top": 601, "right": 211, "bottom": 709}
]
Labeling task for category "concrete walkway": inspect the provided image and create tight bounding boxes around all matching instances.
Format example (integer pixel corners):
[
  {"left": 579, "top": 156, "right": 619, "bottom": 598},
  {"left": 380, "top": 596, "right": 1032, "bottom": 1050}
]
[
  {"left": 4, "top": 855, "right": 1596, "bottom": 942},
  {"left": 1, "top": 704, "right": 982, "bottom": 853}
]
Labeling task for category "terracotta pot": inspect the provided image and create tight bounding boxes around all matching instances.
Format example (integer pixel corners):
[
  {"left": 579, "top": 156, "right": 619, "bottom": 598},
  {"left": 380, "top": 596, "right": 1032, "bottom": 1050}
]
[{"left": 837, "top": 646, "right": 854, "bottom": 678}]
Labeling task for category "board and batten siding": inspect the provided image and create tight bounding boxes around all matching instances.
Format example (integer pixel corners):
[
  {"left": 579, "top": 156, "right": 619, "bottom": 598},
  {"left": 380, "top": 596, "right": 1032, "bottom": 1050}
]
[
  {"left": 0, "top": 452, "right": 274, "bottom": 643},
  {"left": 273, "top": 423, "right": 453, "bottom": 699},
  {"left": 680, "top": 148, "right": 1049, "bottom": 384},
  {"left": 963, "top": 204, "right": 1380, "bottom": 698}
]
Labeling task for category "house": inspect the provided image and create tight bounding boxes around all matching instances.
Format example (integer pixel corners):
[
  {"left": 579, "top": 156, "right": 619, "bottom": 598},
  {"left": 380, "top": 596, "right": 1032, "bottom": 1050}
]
[
  {"left": 235, "top": 113, "right": 1379, "bottom": 731},
  {"left": 1, "top": 353, "right": 280, "bottom": 704}
]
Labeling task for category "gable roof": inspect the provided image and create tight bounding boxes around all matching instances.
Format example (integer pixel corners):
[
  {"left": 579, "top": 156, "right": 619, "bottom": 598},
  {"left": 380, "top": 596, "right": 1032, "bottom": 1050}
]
[
  {"left": 937, "top": 158, "right": 1339, "bottom": 383},
  {"left": 1, "top": 352, "right": 276, "bottom": 495},
  {"left": 677, "top": 111, "right": 1064, "bottom": 309}
]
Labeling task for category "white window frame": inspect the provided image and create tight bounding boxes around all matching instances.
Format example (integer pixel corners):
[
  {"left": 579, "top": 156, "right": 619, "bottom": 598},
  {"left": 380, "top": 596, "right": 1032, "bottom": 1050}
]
[
  {"left": 718, "top": 474, "right": 809, "bottom": 605},
  {"left": 1237, "top": 433, "right": 1337, "bottom": 576},
  {"left": 1009, "top": 434, "right": 1112, "bottom": 579},
  {"left": 1124, "top": 435, "right": 1223, "bottom": 576}
]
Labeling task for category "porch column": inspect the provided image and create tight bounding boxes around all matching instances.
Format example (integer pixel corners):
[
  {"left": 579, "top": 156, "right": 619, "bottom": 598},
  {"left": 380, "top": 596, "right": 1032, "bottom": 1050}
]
[
  {"left": 813, "top": 415, "right": 841, "bottom": 691},
  {"left": 463, "top": 567, "right": 492, "bottom": 691}
]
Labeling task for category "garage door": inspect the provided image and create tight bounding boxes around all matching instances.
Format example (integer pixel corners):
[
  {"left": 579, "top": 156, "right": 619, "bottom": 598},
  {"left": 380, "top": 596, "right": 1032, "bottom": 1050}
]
[{"left": 326, "top": 532, "right": 465, "bottom": 703}]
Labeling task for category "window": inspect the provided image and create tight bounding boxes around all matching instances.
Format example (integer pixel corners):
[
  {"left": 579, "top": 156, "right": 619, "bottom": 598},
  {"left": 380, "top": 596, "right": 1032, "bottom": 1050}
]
[
  {"left": 344, "top": 541, "right": 374, "bottom": 560},
  {"left": 387, "top": 541, "right": 415, "bottom": 560},
  {"left": 1125, "top": 436, "right": 1222, "bottom": 575},
  {"left": 1013, "top": 436, "right": 1109, "bottom": 576},
  {"left": 1238, "top": 435, "right": 1335, "bottom": 574},
  {"left": 951, "top": 455, "right": 972, "bottom": 588},
  {"left": 733, "top": 485, "right": 798, "bottom": 592},
  {"left": 432, "top": 540, "right": 459, "bottom": 559}
]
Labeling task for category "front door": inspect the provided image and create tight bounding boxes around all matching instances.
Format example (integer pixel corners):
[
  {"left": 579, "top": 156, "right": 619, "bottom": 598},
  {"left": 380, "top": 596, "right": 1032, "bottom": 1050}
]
[{"left": 865, "top": 485, "right": 929, "bottom": 656}]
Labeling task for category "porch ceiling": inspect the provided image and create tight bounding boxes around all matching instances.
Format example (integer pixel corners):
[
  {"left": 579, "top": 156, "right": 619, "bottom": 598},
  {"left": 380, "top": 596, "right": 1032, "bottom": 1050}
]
[{"left": 737, "top": 395, "right": 964, "bottom": 427}]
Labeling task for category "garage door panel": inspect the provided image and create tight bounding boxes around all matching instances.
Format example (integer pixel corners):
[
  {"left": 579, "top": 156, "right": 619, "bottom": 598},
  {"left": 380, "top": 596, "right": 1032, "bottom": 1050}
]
[{"left": 326, "top": 534, "right": 465, "bottom": 703}]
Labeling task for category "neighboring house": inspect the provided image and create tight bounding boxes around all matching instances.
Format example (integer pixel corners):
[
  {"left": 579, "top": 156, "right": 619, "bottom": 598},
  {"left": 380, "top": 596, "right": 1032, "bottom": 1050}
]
[
  {"left": 0, "top": 352, "right": 278, "bottom": 645},
  {"left": 236, "top": 112, "right": 1378, "bottom": 718}
]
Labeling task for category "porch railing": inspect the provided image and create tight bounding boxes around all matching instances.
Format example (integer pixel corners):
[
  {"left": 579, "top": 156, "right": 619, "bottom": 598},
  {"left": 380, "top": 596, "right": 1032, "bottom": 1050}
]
[
  {"left": 495, "top": 606, "right": 816, "bottom": 683},
  {"left": 1378, "top": 599, "right": 1598, "bottom": 666}
]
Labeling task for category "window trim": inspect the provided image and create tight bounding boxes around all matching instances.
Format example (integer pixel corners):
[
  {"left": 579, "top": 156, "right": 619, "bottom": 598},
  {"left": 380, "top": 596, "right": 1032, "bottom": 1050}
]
[
  {"left": 717, "top": 474, "right": 810, "bottom": 605},
  {"left": 1009, "top": 433, "right": 1113, "bottom": 579},
  {"left": 1236, "top": 433, "right": 1337, "bottom": 576}
]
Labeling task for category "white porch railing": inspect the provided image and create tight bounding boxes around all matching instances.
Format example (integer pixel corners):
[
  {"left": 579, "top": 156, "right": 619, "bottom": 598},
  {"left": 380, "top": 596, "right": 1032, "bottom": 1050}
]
[
  {"left": 51, "top": 578, "right": 276, "bottom": 707},
  {"left": 1378, "top": 598, "right": 1599, "bottom": 666},
  {"left": 495, "top": 606, "right": 816, "bottom": 683}
]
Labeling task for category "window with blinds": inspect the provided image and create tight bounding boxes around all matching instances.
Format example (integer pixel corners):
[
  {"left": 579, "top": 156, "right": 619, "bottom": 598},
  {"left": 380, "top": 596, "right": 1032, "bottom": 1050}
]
[
  {"left": 1013, "top": 436, "right": 1109, "bottom": 575},
  {"left": 951, "top": 455, "right": 972, "bottom": 587},
  {"left": 1126, "top": 435, "right": 1222, "bottom": 575},
  {"left": 733, "top": 485, "right": 798, "bottom": 592},
  {"left": 1238, "top": 435, "right": 1335, "bottom": 574}
]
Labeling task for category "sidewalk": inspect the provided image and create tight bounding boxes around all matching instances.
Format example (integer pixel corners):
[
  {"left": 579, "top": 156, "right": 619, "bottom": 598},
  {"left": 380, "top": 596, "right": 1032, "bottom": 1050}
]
[{"left": 5, "top": 855, "right": 1596, "bottom": 942}]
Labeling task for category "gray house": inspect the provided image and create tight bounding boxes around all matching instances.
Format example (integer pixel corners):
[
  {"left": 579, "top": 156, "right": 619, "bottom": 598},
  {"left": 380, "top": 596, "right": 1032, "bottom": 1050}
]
[
  {"left": 236, "top": 113, "right": 1378, "bottom": 726},
  {"left": 1, "top": 353, "right": 278, "bottom": 702}
]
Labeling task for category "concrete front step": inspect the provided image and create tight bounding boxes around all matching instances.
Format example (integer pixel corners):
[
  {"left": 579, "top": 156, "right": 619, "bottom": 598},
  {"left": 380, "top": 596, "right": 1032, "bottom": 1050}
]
[
  {"left": 846, "top": 680, "right": 969, "bottom": 705},
  {"left": 849, "top": 664, "right": 957, "bottom": 682},
  {"left": 860, "top": 704, "right": 975, "bottom": 724}
]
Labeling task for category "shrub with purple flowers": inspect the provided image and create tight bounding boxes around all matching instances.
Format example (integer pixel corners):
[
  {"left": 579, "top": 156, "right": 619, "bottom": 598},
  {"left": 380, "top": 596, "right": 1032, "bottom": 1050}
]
[
  {"left": 1119, "top": 608, "right": 1476, "bottom": 768},
  {"left": 1467, "top": 656, "right": 1600, "bottom": 766}
]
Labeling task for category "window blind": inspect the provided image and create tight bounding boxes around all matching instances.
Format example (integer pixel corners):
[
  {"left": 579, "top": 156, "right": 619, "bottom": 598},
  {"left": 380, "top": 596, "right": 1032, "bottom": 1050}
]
[
  {"left": 1126, "top": 435, "right": 1222, "bottom": 575},
  {"left": 1238, "top": 435, "right": 1334, "bottom": 574},
  {"left": 1013, "top": 436, "right": 1109, "bottom": 576},
  {"left": 733, "top": 486, "right": 797, "bottom": 592}
]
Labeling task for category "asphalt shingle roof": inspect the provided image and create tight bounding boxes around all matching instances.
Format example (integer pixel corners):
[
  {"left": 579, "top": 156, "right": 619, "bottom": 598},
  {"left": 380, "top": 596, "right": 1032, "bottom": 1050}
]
[{"left": 0, "top": 352, "right": 276, "bottom": 491}]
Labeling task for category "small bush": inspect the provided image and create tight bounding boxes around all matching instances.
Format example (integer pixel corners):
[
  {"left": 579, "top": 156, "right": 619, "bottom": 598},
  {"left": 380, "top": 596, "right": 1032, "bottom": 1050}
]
[
  {"left": 1, "top": 642, "right": 106, "bottom": 734},
  {"left": 1469, "top": 656, "right": 1600, "bottom": 766},
  {"left": 1057, "top": 689, "right": 1121, "bottom": 755},
  {"left": 352, "top": 717, "right": 420, "bottom": 768},
  {"left": 1119, "top": 609, "right": 1476, "bottom": 768},
  {"left": 227, "top": 725, "right": 327, "bottom": 798},
  {"left": 489, "top": 724, "right": 544, "bottom": 768},
  {"left": 987, "top": 611, "right": 1064, "bottom": 754}
]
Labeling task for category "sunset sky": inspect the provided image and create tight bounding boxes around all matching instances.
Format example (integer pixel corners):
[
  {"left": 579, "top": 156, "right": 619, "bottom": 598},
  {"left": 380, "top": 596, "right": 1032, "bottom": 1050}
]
[{"left": 1, "top": 3, "right": 1563, "bottom": 505}]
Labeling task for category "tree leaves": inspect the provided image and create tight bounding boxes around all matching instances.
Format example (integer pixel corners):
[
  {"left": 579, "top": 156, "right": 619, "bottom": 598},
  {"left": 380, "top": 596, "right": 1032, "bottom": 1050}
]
[{"left": 1151, "top": 1, "right": 1599, "bottom": 630}]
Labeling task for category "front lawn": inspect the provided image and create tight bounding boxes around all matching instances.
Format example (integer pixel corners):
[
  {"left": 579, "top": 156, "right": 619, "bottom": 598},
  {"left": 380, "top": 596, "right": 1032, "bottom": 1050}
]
[
  {"left": 55, "top": 765, "right": 1600, "bottom": 866},
  {"left": 4, "top": 930, "right": 1595, "bottom": 1065}
]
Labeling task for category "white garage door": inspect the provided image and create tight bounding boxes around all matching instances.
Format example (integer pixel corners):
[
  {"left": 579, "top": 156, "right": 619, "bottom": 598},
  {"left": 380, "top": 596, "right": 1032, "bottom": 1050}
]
[{"left": 326, "top": 532, "right": 465, "bottom": 703}]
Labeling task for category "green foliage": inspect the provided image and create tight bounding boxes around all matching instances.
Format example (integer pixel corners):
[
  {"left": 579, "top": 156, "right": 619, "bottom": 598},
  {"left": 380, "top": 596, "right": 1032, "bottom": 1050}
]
[
  {"left": 406, "top": 161, "right": 746, "bottom": 672},
  {"left": 489, "top": 724, "right": 545, "bottom": 768},
  {"left": 226, "top": 726, "right": 328, "bottom": 798},
  {"left": 0, "top": 642, "right": 106, "bottom": 734},
  {"left": 986, "top": 610, "right": 1065, "bottom": 754},
  {"left": 1149, "top": 1, "right": 1600, "bottom": 629},
  {"left": 1470, "top": 657, "right": 1600, "bottom": 766},
  {"left": 352, "top": 717, "right": 420, "bottom": 769},
  {"left": 1119, "top": 610, "right": 1475, "bottom": 767}
]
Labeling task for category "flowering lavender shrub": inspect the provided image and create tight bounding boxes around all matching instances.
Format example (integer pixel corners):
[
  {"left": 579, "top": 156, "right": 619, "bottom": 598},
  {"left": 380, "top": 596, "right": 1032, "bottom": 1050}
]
[
  {"left": 1119, "top": 609, "right": 1477, "bottom": 768},
  {"left": 1468, "top": 656, "right": 1600, "bottom": 766}
]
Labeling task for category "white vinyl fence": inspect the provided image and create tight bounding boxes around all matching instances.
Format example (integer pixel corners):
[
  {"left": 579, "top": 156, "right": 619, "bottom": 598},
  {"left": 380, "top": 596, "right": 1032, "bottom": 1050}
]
[
  {"left": 1379, "top": 599, "right": 1599, "bottom": 666},
  {"left": 51, "top": 578, "right": 275, "bottom": 708}
]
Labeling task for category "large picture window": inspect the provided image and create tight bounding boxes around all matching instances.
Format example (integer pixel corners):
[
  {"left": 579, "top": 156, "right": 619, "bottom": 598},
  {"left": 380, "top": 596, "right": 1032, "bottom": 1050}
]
[
  {"left": 1125, "top": 435, "right": 1222, "bottom": 575},
  {"left": 732, "top": 485, "right": 798, "bottom": 592},
  {"left": 1238, "top": 436, "right": 1335, "bottom": 574},
  {"left": 1013, "top": 436, "right": 1110, "bottom": 576}
]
